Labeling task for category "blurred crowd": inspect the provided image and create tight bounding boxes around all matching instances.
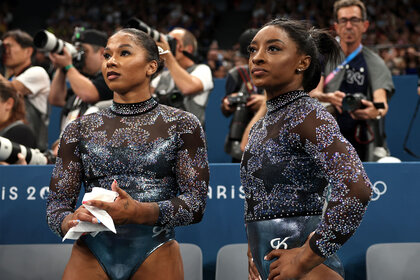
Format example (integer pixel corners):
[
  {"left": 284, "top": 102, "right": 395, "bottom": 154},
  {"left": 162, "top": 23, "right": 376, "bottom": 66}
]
[
  {"left": 2, "top": 0, "right": 419, "bottom": 78},
  {"left": 0, "top": 0, "right": 419, "bottom": 165}
]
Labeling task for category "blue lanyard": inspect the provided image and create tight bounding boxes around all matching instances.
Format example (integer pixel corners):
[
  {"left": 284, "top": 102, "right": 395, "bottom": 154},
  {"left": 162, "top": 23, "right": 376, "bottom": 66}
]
[{"left": 324, "top": 44, "right": 363, "bottom": 85}]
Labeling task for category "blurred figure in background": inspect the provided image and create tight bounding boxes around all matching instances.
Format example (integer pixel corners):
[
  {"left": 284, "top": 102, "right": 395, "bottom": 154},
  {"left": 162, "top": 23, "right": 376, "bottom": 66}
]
[
  {"left": 152, "top": 27, "right": 213, "bottom": 128},
  {"left": 0, "top": 29, "right": 50, "bottom": 151},
  {"left": 221, "top": 28, "right": 265, "bottom": 162},
  {"left": 311, "top": 0, "right": 395, "bottom": 162},
  {"left": 0, "top": 81, "right": 36, "bottom": 165},
  {"left": 48, "top": 28, "right": 112, "bottom": 132}
]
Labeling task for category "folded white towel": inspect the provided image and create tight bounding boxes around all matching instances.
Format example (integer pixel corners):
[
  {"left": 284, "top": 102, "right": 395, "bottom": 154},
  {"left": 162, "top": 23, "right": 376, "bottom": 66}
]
[{"left": 62, "top": 187, "right": 118, "bottom": 241}]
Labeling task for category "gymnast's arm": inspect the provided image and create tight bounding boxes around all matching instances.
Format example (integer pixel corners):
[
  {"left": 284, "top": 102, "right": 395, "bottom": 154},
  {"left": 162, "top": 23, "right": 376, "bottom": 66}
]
[
  {"left": 293, "top": 107, "right": 372, "bottom": 259},
  {"left": 46, "top": 120, "right": 85, "bottom": 237},
  {"left": 155, "top": 114, "right": 210, "bottom": 228}
]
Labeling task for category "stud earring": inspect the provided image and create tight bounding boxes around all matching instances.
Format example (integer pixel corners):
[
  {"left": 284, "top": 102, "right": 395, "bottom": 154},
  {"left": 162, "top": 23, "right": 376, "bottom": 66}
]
[{"left": 296, "top": 69, "right": 303, "bottom": 73}]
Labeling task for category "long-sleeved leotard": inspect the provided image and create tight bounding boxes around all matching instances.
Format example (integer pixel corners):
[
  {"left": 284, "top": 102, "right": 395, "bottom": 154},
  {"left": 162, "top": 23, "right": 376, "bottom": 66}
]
[
  {"left": 241, "top": 90, "right": 372, "bottom": 258},
  {"left": 46, "top": 98, "right": 209, "bottom": 279},
  {"left": 47, "top": 97, "right": 209, "bottom": 236}
]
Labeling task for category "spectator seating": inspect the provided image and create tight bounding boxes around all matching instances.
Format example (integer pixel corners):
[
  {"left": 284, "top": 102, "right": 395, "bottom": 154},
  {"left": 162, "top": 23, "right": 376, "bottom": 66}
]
[
  {"left": 0, "top": 243, "right": 73, "bottom": 279},
  {"left": 0, "top": 243, "right": 203, "bottom": 280},
  {"left": 366, "top": 242, "right": 420, "bottom": 280},
  {"left": 215, "top": 243, "right": 248, "bottom": 280},
  {"left": 180, "top": 243, "right": 203, "bottom": 280}
]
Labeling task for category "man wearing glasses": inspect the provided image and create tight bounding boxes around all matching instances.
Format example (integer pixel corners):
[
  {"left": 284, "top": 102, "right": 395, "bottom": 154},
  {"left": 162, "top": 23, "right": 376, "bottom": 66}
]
[{"left": 311, "top": 0, "right": 394, "bottom": 162}]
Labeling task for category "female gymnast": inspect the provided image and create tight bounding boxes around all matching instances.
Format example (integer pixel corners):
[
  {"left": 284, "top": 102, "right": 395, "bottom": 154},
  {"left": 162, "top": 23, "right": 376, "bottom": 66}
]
[
  {"left": 242, "top": 18, "right": 372, "bottom": 280},
  {"left": 47, "top": 28, "right": 209, "bottom": 280}
]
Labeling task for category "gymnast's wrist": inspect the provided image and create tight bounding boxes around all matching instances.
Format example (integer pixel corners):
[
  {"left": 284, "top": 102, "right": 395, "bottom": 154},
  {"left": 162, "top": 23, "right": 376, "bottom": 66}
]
[
  {"left": 300, "top": 237, "right": 326, "bottom": 271},
  {"left": 133, "top": 201, "right": 159, "bottom": 225}
]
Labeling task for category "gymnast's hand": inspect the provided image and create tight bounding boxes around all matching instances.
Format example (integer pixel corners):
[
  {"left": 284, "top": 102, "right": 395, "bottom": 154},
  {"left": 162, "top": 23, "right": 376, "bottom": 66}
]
[
  {"left": 61, "top": 204, "right": 97, "bottom": 235},
  {"left": 265, "top": 233, "right": 325, "bottom": 280},
  {"left": 83, "top": 180, "right": 160, "bottom": 225},
  {"left": 248, "top": 245, "right": 261, "bottom": 280}
]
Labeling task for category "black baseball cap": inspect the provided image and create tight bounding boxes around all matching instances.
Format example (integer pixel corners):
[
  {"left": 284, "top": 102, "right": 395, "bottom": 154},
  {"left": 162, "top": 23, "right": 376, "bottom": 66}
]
[
  {"left": 238, "top": 28, "right": 258, "bottom": 58},
  {"left": 73, "top": 28, "right": 108, "bottom": 47}
]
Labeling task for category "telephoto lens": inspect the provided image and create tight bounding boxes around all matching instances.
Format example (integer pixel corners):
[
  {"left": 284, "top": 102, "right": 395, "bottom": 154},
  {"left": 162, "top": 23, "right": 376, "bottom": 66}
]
[
  {"left": 34, "top": 30, "right": 78, "bottom": 57},
  {"left": 0, "top": 136, "right": 48, "bottom": 165},
  {"left": 126, "top": 17, "right": 178, "bottom": 55}
]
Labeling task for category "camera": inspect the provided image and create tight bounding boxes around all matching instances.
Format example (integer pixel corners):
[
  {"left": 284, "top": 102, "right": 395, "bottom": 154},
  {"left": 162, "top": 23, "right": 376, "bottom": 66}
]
[
  {"left": 227, "top": 92, "right": 251, "bottom": 141},
  {"left": 0, "top": 136, "right": 49, "bottom": 165},
  {"left": 342, "top": 93, "right": 367, "bottom": 112},
  {"left": 227, "top": 92, "right": 248, "bottom": 106},
  {"left": 224, "top": 92, "right": 252, "bottom": 161},
  {"left": 34, "top": 30, "right": 78, "bottom": 57},
  {"left": 153, "top": 90, "right": 185, "bottom": 110},
  {"left": 33, "top": 30, "right": 85, "bottom": 70},
  {"left": 126, "top": 17, "right": 177, "bottom": 55},
  {"left": 342, "top": 93, "right": 386, "bottom": 112}
]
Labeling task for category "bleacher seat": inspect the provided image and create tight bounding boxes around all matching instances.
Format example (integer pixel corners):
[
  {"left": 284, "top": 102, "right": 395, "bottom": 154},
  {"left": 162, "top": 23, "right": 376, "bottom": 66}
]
[
  {"left": 215, "top": 243, "right": 248, "bottom": 280},
  {"left": 0, "top": 243, "right": 202, "bottom": 280},
  {"left": 180, "top": 243, "right": 203, "bottom": 280},
  {"left": 0, "top": 243, "right": 73, "bottom": 279},
  {"left": 366, "top": 242, "right": 420, "bottom": 280}
]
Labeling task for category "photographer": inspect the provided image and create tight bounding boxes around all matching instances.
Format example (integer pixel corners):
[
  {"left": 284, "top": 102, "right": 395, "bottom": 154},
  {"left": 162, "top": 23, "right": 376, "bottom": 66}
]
[
  {"left": 221, "top": 28, "right": 265, "bottom": 162},
  {"left": 0, "top": 81, "right": 36, "bottom": 147},
  {"left": 311, "top": 0, "right": 394, "bottom": 162},
  {"left": 48, "top": 28, "right": 112, "bottom": 131},
  {"left": 0, "top": 29, "right": 50, "bottom": 152},
  {"left": 151, "top": 27, "right": 213, "bottom": 128}
]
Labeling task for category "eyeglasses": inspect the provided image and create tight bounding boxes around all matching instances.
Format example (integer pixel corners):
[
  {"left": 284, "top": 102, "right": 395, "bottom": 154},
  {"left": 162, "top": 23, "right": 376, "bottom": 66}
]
[{"left": 337, "top": 17, "right": 364, "bottom": 25}]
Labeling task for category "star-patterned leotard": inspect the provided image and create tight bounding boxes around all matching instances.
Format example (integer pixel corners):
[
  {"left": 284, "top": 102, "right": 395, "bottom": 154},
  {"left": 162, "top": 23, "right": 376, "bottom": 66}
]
[
  {"left": 241, "top": 90, "right": 372, "bottom": 278},
  {"left": 47, "top": 98, "right": 209, "bottom": 280}
]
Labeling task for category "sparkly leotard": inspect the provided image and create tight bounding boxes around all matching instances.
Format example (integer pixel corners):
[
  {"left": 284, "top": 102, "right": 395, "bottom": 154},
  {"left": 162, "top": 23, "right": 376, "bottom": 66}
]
[
  {"left": 241, "top": 90, "right": 372, "bottom": 278},
  {"left": 46, "top": 98, "right": 209, "bottom": 280}
]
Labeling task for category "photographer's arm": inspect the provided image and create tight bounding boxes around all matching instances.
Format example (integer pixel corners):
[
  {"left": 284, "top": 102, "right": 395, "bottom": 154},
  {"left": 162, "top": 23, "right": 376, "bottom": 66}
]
[
  {"left": 351, "top": 88, "right": 388, "bottom": 120},
  {"left": 65, "top": 67, "right": 101, "bottom": 103},
  {"left": 48, "top": 68, "right": 67, "bottom": 107},
  {"left": 49, "top": 48, "right": 100, "bottom": 104},
  {"left": 160, "top": 52, "right": 204, "bottom": 95},
  {"left": 156, "top": 38, "right": 204, "bottom": 96},
  {"left": 221, "top": 95, "right": 236, "bottom": 116},
  {"left": 0, "top": 73, "right": 32, "bottom": 96},
  {"left": 309, "top": 76, "right": 345, "bottom": 113}
]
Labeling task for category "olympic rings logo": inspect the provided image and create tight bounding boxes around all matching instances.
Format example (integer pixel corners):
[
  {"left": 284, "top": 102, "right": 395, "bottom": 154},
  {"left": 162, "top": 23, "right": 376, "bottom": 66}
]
[{"left": 371, "top": 181, "right": 387, "bottom": 201}]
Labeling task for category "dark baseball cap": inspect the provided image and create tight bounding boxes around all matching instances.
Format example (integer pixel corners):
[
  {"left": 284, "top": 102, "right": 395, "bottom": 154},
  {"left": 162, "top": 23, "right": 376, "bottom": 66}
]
[
  {"left": 73, "top": 29, "right": 108, "bottom": 47},
  {"left": 238, "top": 28, "right": 258, "bottom": 58}
]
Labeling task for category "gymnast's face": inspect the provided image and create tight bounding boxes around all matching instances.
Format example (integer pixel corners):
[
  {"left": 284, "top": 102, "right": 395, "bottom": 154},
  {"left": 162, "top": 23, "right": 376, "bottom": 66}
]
[
  {"left": 248, "top": 25, "right": 306, "bottom": 96},
  {"left": 102, "top": 32, "right": 157, "bottom": 95}
]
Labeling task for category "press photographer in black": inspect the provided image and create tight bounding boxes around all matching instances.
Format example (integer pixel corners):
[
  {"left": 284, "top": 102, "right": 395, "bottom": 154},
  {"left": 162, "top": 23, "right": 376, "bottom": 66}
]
[
  {"left": 221, "top": 28, "right": 265, "bottom": 162},
  {"left": 47, "top": 28, "right": 113, "bottom": 132}
]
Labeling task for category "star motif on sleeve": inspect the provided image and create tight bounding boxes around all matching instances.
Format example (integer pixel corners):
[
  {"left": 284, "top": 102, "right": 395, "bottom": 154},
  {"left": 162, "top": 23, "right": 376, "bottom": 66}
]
[{"left": 178, "top": 125, "right": 202, "bottom": 159}]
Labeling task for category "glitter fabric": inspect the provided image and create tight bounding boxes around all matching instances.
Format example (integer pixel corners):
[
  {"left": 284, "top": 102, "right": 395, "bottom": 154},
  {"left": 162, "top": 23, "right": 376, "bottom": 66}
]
[
  {"left": 241, "top": 90, "right": 372, "bottom": 258},
  {"left": 47, "top": 98, "right": 209, "bottom": 237}
]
